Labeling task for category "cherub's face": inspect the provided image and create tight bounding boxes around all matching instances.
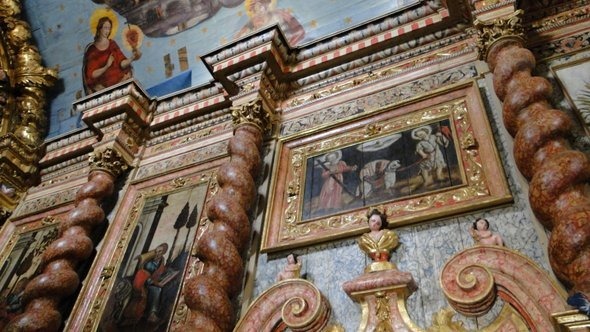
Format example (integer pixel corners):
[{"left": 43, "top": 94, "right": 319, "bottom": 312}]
[
  {"left": 287, "top": 254, "right": 295, "bottom": 264},
  {"left": 476, "top": 219, "right": 488, "bottom": 231},
  {"left": 369, "top": 214, "right": 382, "bottom": 231}
]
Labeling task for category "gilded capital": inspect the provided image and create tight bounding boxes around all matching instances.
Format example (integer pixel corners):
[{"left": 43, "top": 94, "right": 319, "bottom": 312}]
[
  {"left": 472, "top": 9, "right": 525, "bottom": 61},
  {"left": 89, "top": 148, "right": 129, "bottom": 178},
  {"left": 230, "top": 98, "right": 273, "bottom": 135}
]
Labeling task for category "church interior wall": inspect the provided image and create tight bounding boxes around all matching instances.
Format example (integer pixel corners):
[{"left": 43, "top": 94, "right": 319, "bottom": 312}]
[{"left": 0, "top": 0, "right": 589, "bottom": 330}]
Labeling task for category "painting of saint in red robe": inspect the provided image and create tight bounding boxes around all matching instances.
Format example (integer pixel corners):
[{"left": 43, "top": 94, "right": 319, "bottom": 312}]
[{"left": 83, "top": 12, "right": 141, "bottom": 94}]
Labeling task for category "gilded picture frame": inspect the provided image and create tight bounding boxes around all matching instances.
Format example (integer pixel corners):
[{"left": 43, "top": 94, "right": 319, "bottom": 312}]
[
  {"left": 551, "top": 56, "right": 590, "bottom": 134},
  {"left": 71, "top": 162, "right": 223, "bottom": 331},
  {"left": 261, "top": 81, "right": 512, "bottom": 252}
]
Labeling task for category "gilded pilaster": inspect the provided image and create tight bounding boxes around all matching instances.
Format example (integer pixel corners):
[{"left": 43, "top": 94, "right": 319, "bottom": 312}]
[{"left": 472, "top": 2, "right": 590, "bottom": 300}]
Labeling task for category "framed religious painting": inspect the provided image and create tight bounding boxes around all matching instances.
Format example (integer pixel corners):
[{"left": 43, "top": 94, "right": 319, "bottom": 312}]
[
  {"left": 262, "top": 80, "right": 513, "bottom": 252},
  {"left": 551, "top": 56, "right": 590, "bottom": 134},
  {"left": 0, "top": 214, "right": 64, "bottom": 329},
  {"left": 72, "top": 163, "right": 222, "bottom": 331}
]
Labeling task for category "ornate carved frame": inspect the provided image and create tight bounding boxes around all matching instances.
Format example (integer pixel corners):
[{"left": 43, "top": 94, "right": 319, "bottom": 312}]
[
  {"left": 262, "top": 81, "right": 512, "bottom": 252},
  {"left": 0, "top": 213, "right": 64, "bottom": 294}
]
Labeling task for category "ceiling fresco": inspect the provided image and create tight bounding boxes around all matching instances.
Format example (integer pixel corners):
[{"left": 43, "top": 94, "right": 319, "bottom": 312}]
[{"left": 24, "top": 0, "right": 418, "bottom": 137}]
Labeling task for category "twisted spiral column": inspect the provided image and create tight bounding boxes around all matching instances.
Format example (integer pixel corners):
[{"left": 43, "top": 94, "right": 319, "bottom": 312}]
[
  {"left": 6, "top": 148, "right": 128, "bottom": 331},
  {"left": 185, "top": 99, "right": 269, "bottom": 331},
  {"left": 475, "top": 12, "right": 590, "bottom": 294}
]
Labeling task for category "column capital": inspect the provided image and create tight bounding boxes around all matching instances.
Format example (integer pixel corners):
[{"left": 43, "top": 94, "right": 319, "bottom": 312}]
[
  {"left": 88, "top": 147, "right": 128, "bottom": 178},
  {"left": 230, "top": 98, "right": 274, "bottom": 136},
  {"left": 472, "top": 9, "right": 525, "bottom": 61}
]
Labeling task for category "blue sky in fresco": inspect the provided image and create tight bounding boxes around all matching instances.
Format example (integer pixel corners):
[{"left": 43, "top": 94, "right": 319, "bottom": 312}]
[{"left": 23, "top": 0, "right": 417, "bottom": 137}]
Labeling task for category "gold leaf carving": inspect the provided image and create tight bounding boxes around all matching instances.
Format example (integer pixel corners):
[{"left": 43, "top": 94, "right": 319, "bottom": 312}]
[
  {"left": 472, "top": 9, "right": 525, "bottom": 60},
  {"left": 89, "top": 148, "right": 129, "bottom": 177}
]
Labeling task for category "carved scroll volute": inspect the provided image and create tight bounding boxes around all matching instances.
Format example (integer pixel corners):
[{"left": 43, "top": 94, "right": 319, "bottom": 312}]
[
  {"left": 440, "top": 246, "right": 568, "bottom": 329},
  {"left": 440, "top": 263, "right": 496, "bottom": 316},
  {"left": 234, "top": 279, "right": 331, "bottom": 332}
]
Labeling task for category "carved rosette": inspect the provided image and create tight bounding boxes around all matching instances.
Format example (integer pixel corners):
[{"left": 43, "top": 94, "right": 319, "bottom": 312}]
[
  {"left": 476, "top": 11, "right": 590, "bottom": 295},
  {"left": 184, "top": 100, "right": 265, "bottom": 331},
  {"left": 6, "top": 149, "right": 129, "bottom": 331}
]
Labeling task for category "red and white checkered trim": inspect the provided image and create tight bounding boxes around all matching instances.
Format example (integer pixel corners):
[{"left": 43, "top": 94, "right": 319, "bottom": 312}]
[
  {"left": 40, "top": 137, "right": 97, "bottom": 164},
  {"left": 81, "top": 97, "right": 149, "bottom": 123},
  {"left": 292, "top": 9, "right": 449, "bottom": 73},
  {"left": 151, "top": 95, "right": 224, "bottom": 126},
  {"left": 213, "top": 44, "right": 271, "bottom": 72}
]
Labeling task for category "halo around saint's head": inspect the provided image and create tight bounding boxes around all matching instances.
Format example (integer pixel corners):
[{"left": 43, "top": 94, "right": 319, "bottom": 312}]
[
  {"left": 244, "top": 0, "right": 277, "bottom": 18},
  {"left": 89, "top": 7, "right": 119, "bottom": 38},
  {"left": 316, "top": 150, "right": 342, "bottom": 167}
]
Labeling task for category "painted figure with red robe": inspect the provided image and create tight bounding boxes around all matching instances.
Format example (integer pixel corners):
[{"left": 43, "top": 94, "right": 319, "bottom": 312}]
[{"left": 83, "top": 16, "right": 141, "bottom": 94}]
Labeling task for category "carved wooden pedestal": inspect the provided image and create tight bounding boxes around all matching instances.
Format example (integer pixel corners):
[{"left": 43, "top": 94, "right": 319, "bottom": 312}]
[{"left": 343, "top": 268, "right": 418, "bottom": 332}]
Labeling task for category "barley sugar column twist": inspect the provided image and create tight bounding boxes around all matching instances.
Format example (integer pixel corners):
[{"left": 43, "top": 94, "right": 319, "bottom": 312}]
[
  {"left": 185, "top": 99, "right": 270, "bottom": 331},
  {"left": 475, "top": 10, "right": 590, "bottom": 295},
  {"left": 6, "top": 148, "right": 128, "bottom": 331}
]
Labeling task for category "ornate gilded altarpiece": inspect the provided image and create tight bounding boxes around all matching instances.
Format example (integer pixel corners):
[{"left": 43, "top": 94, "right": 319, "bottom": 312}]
[
  {"left": 68, "top": 162, "right": 223, "bottom": 332},
  {"left": 262, "top": 81, "right": 512, "bottom": 252}
]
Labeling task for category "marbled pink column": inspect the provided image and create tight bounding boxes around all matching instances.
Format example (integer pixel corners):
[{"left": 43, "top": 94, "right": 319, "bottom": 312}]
[
  {"left": 486, "top": 39, "right": 590, "bottom": 295},
  {"left": 184, "top": 124, "right": 263, "bottom": 332},
  {"left": 6, "top": 165, "right": 120, "bottom": 331}
]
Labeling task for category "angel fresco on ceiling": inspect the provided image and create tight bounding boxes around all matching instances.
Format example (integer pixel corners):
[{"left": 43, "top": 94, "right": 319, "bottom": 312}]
[
  {"left": 90, "top": 0, "right": 244, "bottom": 37},
  {"left": 234, "top": 0, "right": 305, "bottom": 45}
]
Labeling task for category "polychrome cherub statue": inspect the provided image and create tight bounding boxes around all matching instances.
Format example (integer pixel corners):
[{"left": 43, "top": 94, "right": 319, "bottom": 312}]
[
  {"left": 469, "top": 217, "right": 504, "bottom": 246},
  {"left": 359, "top": 209, "right": 399, "bottom": 272},
  {"left": 277, "top": 253, "right": 302, "bottom": 281}
]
